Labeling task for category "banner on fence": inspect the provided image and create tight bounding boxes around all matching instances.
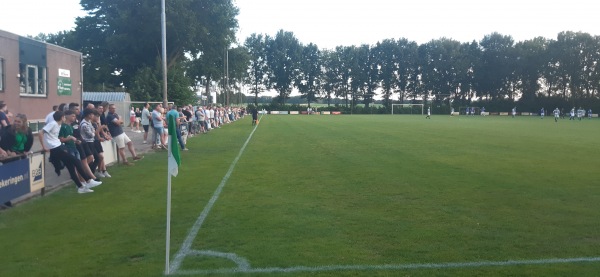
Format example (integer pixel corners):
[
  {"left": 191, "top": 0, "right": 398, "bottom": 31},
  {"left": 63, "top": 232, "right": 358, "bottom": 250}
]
[
  {"left": 29, "top": 154, "right": 45, "bottom": 192},
  {"left": 0, "top": 159, "right": 30, "bottom": 203}
]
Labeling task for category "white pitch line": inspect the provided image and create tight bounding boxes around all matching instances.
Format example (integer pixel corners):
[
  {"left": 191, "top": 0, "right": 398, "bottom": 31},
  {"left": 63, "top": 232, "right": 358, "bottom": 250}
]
[
  {"left": 173, "top": 256, "right": 600, "bottom": 275},
  {"left": 169, "top": 115, "right": 264, "bottom": 274}
]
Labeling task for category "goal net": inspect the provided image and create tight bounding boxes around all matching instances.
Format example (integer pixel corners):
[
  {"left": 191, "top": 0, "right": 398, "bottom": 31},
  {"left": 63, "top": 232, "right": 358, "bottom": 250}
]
[{"left": 391, "top": 104, "right": 424, "bottom": 115}]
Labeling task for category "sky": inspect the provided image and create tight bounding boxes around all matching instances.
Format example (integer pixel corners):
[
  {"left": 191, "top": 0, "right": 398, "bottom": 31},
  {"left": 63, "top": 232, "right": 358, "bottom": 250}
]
[{"left": 1, "top": 0, "right": 599, "bottom": 50}]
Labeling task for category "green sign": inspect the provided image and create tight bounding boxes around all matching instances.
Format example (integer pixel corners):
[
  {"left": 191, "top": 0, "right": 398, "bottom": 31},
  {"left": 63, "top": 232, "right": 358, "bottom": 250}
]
[{"left": 57, "top": 76, "right": 72, "bottom": 96}]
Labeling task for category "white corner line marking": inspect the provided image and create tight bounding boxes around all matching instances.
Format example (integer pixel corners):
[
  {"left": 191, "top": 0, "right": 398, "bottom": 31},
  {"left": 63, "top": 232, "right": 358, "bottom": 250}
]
[{"left": 169, "top": 116, "right": 263, "bottom": 274}]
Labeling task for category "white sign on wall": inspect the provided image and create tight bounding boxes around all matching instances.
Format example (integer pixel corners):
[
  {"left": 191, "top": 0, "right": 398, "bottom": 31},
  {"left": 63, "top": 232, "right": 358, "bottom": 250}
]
[{"left": 58, "top": 69, "right": 71, "bottom": 78}]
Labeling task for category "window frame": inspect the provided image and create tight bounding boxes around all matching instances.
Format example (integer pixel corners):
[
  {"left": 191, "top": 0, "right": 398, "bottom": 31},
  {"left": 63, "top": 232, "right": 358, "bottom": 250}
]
[
  {"left": 0, "top": 57, "right": 4, "bottom": 92},
  {"left": 19, "top": 63, "right": 47, "bottom": 97}
]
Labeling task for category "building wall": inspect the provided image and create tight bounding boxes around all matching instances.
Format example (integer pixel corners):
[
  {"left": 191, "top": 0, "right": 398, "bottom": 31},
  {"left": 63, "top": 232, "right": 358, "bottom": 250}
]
[{"left": 0, "top": 29, "right": 82, "bottom": 122}]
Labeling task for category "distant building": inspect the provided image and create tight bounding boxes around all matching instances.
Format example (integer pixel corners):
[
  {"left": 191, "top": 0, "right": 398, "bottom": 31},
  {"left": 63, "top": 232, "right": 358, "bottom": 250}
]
[
  {"left": 0, "top": 29, "right": 82, "bottom": 123},
  {"left": 83, "top": 91, "right": 131, "bottom": 119}
]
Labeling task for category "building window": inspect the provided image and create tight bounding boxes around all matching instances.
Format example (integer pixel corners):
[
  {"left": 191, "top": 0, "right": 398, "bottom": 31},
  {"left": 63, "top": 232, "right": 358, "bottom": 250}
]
[
  {"left": 0, "top": 58, "right": 4, "bottom": 92},
  {"left": 19, "top": 63, "right": 47, "bottom": 96}
]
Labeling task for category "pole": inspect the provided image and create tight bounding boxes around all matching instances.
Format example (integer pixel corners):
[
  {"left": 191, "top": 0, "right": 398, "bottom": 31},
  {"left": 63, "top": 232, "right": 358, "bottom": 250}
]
[
  {"left": 161, "top": 0, "right": 171, "bottom": 274},
  {"left": 226, "top": 49, "right": 229, "bottom": 106},
  {"left": 161, "top": 0, "right": 168, "bottom": 108}
]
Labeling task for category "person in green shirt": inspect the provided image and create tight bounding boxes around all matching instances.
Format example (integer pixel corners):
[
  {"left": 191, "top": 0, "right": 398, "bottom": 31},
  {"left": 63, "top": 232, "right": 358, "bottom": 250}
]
[
  {"left": 59, "top": 110, "right": 82, "bottom": 160},
  {"left": 0, "top": 113, "right": 33, "bottom": 157}
]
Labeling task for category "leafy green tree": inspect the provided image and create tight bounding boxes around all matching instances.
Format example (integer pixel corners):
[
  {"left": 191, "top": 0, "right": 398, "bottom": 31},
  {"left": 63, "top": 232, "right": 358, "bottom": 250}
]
[
  {"left": 226, "top": 46, "right": 251, "bottom": 105},
  {"left": 372, "top": 39, "right": 398, "bottom": 109},
  {"left": 456, "top": 41, "right": 480, "bottom": 106},
  {"left": 419, "top": 38, "right": 465, "bottom": 104},
  {"left": 347, "top": 45, "right": 376, "bottom": 108},
  {"left": 475, "top": 32, "right": 517, "bottom": 101},
  {"left": 328, "top": 46, "right": 356, "bottom": 107},
  {"left": 65, "top": 0, "right": 238, "bottom": 101},
  {"left": 514, "top": 37, "right": 549, "bottom": 104},
  {"left": 244, "top": 34, "right": 270, "bottom": 106},
  {"left": 265, "top": 30, "right": 302, "bottom": 104},
  {"left": 296, "top": 43, "right": 322, "bottom": 107},
  {"left": 395, "top": 39, "right": 419, "bottom": 103},
  {"left": 548, "top": 32, "right": 600, "bottom": 102},
  {"left": 129, "top": 61, "right": 195, "bottom": 105}
]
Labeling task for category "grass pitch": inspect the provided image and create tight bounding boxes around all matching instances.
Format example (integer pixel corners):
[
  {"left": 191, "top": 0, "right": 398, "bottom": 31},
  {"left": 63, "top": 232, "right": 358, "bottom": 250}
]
[{"left": 1, "top": 115, "right": 600, "bottom": 276}]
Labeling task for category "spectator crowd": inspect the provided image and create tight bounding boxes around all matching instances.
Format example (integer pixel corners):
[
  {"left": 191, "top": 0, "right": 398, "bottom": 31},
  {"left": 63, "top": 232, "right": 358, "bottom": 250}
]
[{"left": 0, "top": 100, "right": 246, "bottom": 195}]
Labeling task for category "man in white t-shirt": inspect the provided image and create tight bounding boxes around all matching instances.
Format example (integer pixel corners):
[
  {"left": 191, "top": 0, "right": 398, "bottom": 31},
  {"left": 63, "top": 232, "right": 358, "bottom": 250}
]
[
  {"left": 44, "top": 105, "right": 59, "bottom": 124},
  {"left": 141, "top": 103, "right": 151, "bottom": 144}
]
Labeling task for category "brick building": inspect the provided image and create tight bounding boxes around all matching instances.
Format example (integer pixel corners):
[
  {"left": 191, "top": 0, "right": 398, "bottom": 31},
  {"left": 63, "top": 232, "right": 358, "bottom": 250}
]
[{"left": 0, "top": 29, "right": 82, "bottom": 125}]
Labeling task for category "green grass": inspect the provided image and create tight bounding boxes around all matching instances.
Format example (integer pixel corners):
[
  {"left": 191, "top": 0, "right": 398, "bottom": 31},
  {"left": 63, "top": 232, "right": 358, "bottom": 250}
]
[{"left": 1, "top": 115, "right": 600, "bottom": 276}]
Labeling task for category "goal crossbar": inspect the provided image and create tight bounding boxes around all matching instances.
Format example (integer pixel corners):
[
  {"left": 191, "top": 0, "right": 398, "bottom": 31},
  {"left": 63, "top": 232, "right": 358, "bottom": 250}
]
[{"left": 391, "top": 104, "right": 424, "bottom": 115}]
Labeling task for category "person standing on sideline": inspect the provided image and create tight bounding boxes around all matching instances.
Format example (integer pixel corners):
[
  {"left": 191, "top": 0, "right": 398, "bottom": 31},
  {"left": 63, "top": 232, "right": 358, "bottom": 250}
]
[
  {"left": 92, "top": 105, "right": 111, "bottom": 178},
  {"left": 80, "top": 108, "right": 102, "bottom": 176},
  {"left": 39, "top": 111, "right": 100, "bottom": 193},
  {"left": 152, "top": 103, "right": 165, "bottom": 149},
  {"left": 195, "top": 106, "right": 206, "bottom": 134},
  {"left": 588, "top": 108, "right": 593, "bottom": 119},
  {"left": 553, "top": 107, "right": 560, "bottom": 122},
  {"left": 540, "top": 108, "right": 545, "bottom": 119},
  {"left": 511, "top": 107, "right": 516, "bottom": 118},
  {"left": 167, "top": 104, "right": 188, "bottom": 151},
  {"left": 134, "top": 107, "right": 142, "bottom": 132},
  {"left": 68, "top": 103, "right": 96, "bottom": 183},
  {"left": 0, "top": 102, "right": 11, "bottom": 129},
  {"left": 128, "top": 106, "right": 136, "bottom": 130},
  {"left": 251, "top": 108, "right": 258, "bottom": 126},
  {"left": 426, "top": 107, "right": 431, "bottom": 119},
  {"left": 141, "top": 103, "right": 151, "bottom": 144},
  {"left": 106, "top": 104, "right": 143, "bottom": 165}
]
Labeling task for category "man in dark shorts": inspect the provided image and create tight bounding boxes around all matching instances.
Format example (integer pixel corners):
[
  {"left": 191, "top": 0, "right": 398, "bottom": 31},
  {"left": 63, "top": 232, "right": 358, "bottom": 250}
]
[{"left": 251, "top": 108, "right": 258, "bottom": 126}]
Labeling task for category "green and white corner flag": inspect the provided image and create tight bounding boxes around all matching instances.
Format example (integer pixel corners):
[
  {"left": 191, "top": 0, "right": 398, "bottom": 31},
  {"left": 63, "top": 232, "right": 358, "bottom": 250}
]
[{"left": 167, "top": 114, "right": 181, "bottom": 177}]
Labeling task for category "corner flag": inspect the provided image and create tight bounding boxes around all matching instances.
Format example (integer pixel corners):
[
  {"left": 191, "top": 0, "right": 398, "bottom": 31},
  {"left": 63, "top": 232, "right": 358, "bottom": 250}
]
[{"left": 167, "top": 114, "right": 181, "bottom": 177}]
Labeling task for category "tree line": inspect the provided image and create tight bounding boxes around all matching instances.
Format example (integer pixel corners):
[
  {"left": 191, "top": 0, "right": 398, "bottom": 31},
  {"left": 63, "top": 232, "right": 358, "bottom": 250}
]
[
  {"left": 246, "top": 31, "right": 600, "bottom": 112},
  {"left": 35, "top": 1, "right": 600, "bottom": 112}
]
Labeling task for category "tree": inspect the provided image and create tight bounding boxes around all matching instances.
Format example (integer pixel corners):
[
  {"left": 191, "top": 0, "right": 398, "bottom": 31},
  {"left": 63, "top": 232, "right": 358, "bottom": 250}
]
[
  {"left": 60, "top": 0, "right": 239, "bottom": 101},
  {"left": 226, "top": 46, "right": 251, "bottom": 105},
  {"left": 265, "top": 30, "right": 302, "bottom": 104},
  {"left": 129, "top": 61, "right": 195, "bottom": 105},
  {"left": 395, "top": 39, "right": 419, "bottom": 103},
  {"left": 475, "top": 32, "right": 517, "bottom": 101},
  {"left": 244, "top": 34, "right": 270, "bottom": 106},
  {"left": 296, "top": 43, "right": 322, "bottom": 107},
  {"left": 514, "top": 37, "right": 548, "bottom": 104},
  {"left": 347, "top": 44, "right": 376, "bottom": 108},
  {"left": 548, "top": 32, "right": 600, "bottom": 102},
  {"left": 372, "top": 39, "right": 398, "bottom": 109}
]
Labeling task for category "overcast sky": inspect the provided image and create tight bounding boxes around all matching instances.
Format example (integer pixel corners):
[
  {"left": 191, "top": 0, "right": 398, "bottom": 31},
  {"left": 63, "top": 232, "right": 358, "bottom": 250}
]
[{"left": 1, "top": 0, "right": 599, "bottom": 49}]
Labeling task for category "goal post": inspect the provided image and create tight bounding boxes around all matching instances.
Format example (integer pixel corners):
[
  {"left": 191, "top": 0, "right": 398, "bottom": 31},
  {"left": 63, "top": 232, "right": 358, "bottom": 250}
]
[{"left": 391, "top": 104, "right": 424, "bottom": 115}]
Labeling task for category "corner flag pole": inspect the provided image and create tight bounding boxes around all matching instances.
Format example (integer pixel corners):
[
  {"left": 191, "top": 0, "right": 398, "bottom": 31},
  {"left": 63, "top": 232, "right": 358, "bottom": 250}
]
[{"left": 161, "top": 0, "right": 171, "bottom": 274}]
